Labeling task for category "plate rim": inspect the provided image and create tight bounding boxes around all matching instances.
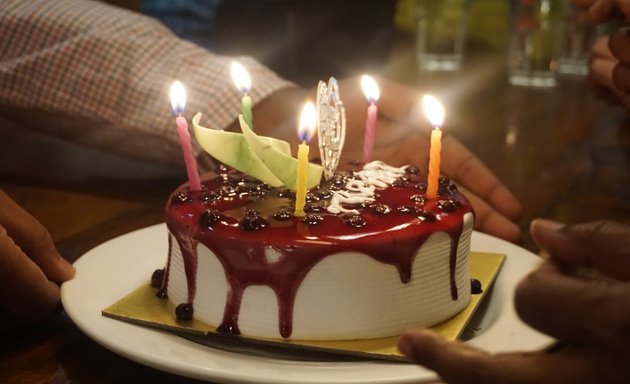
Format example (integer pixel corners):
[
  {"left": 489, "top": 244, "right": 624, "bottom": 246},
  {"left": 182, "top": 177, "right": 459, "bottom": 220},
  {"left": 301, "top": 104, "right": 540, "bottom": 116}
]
[{"left": 61, "top": 223, "right": 554, "bottom": 384}]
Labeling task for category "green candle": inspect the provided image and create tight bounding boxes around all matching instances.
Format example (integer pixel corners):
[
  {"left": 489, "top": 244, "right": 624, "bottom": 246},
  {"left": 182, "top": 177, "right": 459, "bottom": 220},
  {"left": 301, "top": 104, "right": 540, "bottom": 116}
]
[
  {"left": 242, "top": 93, "right": 253, "bottom": 130},
  {"left": 231, "top": 61, "right": 254, "bottom": 130}
]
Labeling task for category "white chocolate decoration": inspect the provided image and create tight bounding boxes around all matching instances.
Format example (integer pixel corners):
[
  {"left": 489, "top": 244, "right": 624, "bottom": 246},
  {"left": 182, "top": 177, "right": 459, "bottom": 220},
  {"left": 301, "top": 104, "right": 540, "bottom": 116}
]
[{"left": 327, "top": 161, "right": 408, "bottom": 214}]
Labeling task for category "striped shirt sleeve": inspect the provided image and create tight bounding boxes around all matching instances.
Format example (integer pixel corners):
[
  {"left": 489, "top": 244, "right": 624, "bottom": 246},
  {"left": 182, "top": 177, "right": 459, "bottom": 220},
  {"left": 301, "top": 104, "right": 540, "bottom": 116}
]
[{"left": 0, "top": 0, "right": 294, "bottom": 168}]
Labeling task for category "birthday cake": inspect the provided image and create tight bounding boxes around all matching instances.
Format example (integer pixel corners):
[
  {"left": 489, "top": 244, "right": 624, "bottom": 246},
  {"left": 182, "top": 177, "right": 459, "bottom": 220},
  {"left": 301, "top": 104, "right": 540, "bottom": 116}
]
[{"left": 151, "top": 77, "right": 474, "bottom": 341}]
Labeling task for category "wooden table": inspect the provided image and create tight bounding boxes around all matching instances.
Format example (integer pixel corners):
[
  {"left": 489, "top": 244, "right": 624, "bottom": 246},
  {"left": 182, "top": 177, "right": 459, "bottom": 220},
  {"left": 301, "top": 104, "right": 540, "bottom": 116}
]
[{"left": 1, "top": 27, "right": 629, "bottom": 384}]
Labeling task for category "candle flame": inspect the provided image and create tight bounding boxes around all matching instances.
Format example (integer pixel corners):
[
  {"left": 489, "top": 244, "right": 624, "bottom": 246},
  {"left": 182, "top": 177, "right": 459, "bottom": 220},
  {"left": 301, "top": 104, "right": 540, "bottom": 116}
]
[
  {"left": 360, "top": 75, "right": 380, "bottom": 104},
  {"left": 169, "top": 80, "right": 187, "bottom": 115},
  {"left": 231, "top": 61, "right": 252, "bottom": 94},
  {"left": 298, "top": 101, "right": 317, "bottom": 143},
  {"left": 422, "top": 94, "right": 445, "bottom": 128}
]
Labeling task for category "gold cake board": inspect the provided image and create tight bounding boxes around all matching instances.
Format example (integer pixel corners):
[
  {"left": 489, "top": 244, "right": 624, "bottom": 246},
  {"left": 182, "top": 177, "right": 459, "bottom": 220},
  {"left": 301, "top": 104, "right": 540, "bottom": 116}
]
[{"left": 103, "top": 251, "right": 505, "bottom": 361}]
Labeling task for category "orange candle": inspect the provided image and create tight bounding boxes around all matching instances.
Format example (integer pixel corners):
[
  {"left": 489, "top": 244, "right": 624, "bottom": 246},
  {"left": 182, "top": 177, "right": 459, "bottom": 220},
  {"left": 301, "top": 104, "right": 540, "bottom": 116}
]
[
  {"left": 422, "top": 95, "right": 445, "bottom": 201},
  {"left": 426, "top": 127, "right": 442, "bottom": 200}
]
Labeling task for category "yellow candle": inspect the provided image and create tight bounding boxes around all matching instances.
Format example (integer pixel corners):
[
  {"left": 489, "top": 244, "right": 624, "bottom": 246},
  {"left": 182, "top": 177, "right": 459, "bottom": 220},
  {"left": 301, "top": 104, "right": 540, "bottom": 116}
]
[
  {"left": 426, "top": 127, "right": 442, "bottom": 200},
  {"left": 294, "top": 101, "right": 317, "bottom": 217},
  {"left": 294, "top": 142, "right": 309, "bottom": 216},
  {"left": 422, "top": 94, "right": 445, "bottom": 201}
]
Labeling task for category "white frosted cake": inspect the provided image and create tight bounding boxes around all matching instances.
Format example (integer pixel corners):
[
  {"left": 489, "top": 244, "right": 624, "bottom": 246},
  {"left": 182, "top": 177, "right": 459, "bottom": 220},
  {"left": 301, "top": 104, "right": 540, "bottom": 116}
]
[{"left": 151, "top": 161, "right": 474, "bottom": 341}]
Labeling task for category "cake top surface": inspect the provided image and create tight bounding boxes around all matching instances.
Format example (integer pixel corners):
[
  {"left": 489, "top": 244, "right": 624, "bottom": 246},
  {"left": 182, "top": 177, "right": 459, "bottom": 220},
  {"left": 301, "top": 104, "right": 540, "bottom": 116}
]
[{"left": 166, "top": 161, "right": 473, "bottom": 247}]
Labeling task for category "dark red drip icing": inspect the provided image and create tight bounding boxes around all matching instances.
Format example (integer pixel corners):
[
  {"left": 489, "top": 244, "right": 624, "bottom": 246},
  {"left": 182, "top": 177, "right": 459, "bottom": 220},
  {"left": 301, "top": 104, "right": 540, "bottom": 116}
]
[
  {"left": 176, "top": 235, "right": 199, "bottom": 303},
  {"left": 448, "top": 223, "right": 464, "bottom": 300},
  {"left": 161, "top": 165, "right": 473, "bottom": 338},
  {"left": 157, "top": 235, "right": 173, "bottom": 298}
]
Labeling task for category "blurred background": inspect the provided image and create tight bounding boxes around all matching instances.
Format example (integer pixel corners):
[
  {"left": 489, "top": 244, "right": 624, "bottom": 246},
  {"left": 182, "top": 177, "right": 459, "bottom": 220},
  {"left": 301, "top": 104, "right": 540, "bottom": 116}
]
[
  {"left": 104, "top": 0, "right": 512, "bottom": 85},
  {"left": 2, "top": 0, "right": 628, "bottom": 254}
]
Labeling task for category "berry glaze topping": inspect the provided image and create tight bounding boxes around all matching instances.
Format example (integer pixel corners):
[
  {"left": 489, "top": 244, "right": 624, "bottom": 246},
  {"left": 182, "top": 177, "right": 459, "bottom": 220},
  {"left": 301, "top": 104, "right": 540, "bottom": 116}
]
[{"left": 157, "top": 161, "right": 474, "bottom": 338}]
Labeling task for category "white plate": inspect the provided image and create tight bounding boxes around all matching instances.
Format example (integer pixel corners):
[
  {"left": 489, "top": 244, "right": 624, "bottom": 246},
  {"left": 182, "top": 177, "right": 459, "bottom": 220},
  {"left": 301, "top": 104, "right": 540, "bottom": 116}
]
[{"left": 61, "top": 224, "right": 553, "bottom": 384}]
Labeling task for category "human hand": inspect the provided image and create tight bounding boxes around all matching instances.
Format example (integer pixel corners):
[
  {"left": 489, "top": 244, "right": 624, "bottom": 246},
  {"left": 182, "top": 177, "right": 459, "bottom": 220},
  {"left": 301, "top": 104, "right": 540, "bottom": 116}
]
[
  {"left": 573, "top": 0, "right": 630, "bottom": 108},
  {"left": 588, "top": 29, "right": 630, "bottom": 110},
  {"left": 338, "top": 76, "right": 522, "bottom": 243},
  {"left": 573, "top": 0, "right": 630, "bottom": 22},
  {"left": 254, "top": 76, "right": 523, "bottom": 243},
  {"left": 0, "top": 189, "right": 75, "bottom": 328},
  {"left": 396, "top": 219, "right": 630, "bottom": 384}
]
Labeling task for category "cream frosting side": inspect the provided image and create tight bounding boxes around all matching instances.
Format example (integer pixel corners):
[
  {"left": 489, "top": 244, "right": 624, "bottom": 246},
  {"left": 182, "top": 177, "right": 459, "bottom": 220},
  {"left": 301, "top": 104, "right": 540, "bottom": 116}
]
[{"left": 166, "top": 212, "right": 473, "bottom": 340}]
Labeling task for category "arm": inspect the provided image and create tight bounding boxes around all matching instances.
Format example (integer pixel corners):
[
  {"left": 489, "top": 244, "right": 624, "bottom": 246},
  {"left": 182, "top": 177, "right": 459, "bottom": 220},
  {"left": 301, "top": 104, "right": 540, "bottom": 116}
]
[
  {"left": 397, "top": 219, "right": 630, "bottom": 383},
  {"left": 573, "top": 0, "right": 630, "bottom": 110},
  {"left": 0, "top": 0, "right": 293, "bottom": 167}
]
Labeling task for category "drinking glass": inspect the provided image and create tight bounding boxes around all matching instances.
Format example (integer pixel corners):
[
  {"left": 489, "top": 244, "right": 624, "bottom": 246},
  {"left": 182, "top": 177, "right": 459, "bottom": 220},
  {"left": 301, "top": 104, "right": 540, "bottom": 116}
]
[
  {"left": 508, "top": 0, "right": 567, "bottom": 87},
  {"left": 415, "top": 0, "right": 470, "bottom": 71}
]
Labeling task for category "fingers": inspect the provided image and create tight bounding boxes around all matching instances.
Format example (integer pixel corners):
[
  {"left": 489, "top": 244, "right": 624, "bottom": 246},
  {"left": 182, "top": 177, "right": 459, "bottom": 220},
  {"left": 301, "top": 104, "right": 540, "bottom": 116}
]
[
  {"left": 587, "top": 0, "right": 615, "bottom": 22},
  {"left": 398, "top": 330, "right": 616, "bottom": 384},
  {"left": 441, "top": 135, "right": 523, "bottom": 222},
  {"left": 398, "top": 331, "right": 494, "bottom": 384},
  {"left": 612, "top": 62, "right": 630, "bottom": 93},
  {"left": 530, "top": 219, "right": 630, "bottom": 280},
  {"left": 590, "top": 36, "right": 618, "bottom": 88},
  {"left": 0, "top": 190, "right": 74, "bottom": 283},
  {"left": 588, "top": 29, "right": 630, "bottom": 109},
  {"left": 610, "top": 0, "right": 630, "bottom": 20},
  {"left": 588, "top": 36, "right": 630, "bottom": 106},
  {"left": 0, "top": 225, "right": 62, "bottom": 322},
  {"left": 375, "top": 75, "right": 418, "bottom": 122},
  {"left": 515, "top": 260, "right": 630, "bottom": 353},
  {"left": 607, "top": 27, "right": 630, "bottom": 101},
  {"left": 586, "top": 18, "right": 630, "bottom": 108},
  {"left": 591, "top": 35, "right": 614, "bottom": 61},
  {"left": 609, "top": 27, "right": 630, "bottom": 64},
  {"left": 458, "top": 185, "right": 522, "bottom": 244},
  {"left": 590, "top": 54, "right": 617, "bottom": 91},
  {"left": 572, "top": 0, "right": 598, "bottom": 8}
]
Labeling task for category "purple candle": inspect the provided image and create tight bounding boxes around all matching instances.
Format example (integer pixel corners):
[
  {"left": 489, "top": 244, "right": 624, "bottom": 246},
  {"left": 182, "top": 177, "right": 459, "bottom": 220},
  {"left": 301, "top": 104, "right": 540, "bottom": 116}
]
[
  {"left": 170, "top": 81, "right": 201, "bottom": 191},
  {"left": 361, "top": 75, "right": 380, "bottom": 164}
]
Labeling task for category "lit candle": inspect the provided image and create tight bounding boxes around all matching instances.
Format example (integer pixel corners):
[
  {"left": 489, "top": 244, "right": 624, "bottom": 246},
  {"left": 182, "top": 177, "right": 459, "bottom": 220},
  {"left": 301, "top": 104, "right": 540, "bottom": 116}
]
[
  {"left": 360, "top": 75, "right": 380, "bottom": 164},
  {"left": 231, "top": 61, "right": 253, "bottom": 130},
  {"left": 170, "top": 81, "right": 201, "bottom": 191},
  {"left": 422, "top": 95, "right": 445, "bottom": 201},
  {"left": 294, "top": 101, "right": 317, "bottom": 217}
]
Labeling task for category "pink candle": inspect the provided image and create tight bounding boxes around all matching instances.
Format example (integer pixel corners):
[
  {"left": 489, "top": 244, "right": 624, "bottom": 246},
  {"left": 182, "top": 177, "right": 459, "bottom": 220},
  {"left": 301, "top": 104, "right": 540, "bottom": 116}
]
[
  {"left": 360, "top": 75, "right": 380, "bottom": 164},
  {"left": 170, "top": 81, "right": 201, "bottom": 191},
  {"left": 175, "top": 115, "right": 201, "bottom": 191},
  {"left": 362, "top": 103, "right": 377, "bottom": 163}
]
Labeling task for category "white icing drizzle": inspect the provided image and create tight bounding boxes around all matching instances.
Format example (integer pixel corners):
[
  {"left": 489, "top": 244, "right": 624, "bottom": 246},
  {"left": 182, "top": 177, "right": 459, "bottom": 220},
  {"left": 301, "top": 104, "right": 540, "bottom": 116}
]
[{"left": 327, "top": 161, "right": 408, "bottom": 214}]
